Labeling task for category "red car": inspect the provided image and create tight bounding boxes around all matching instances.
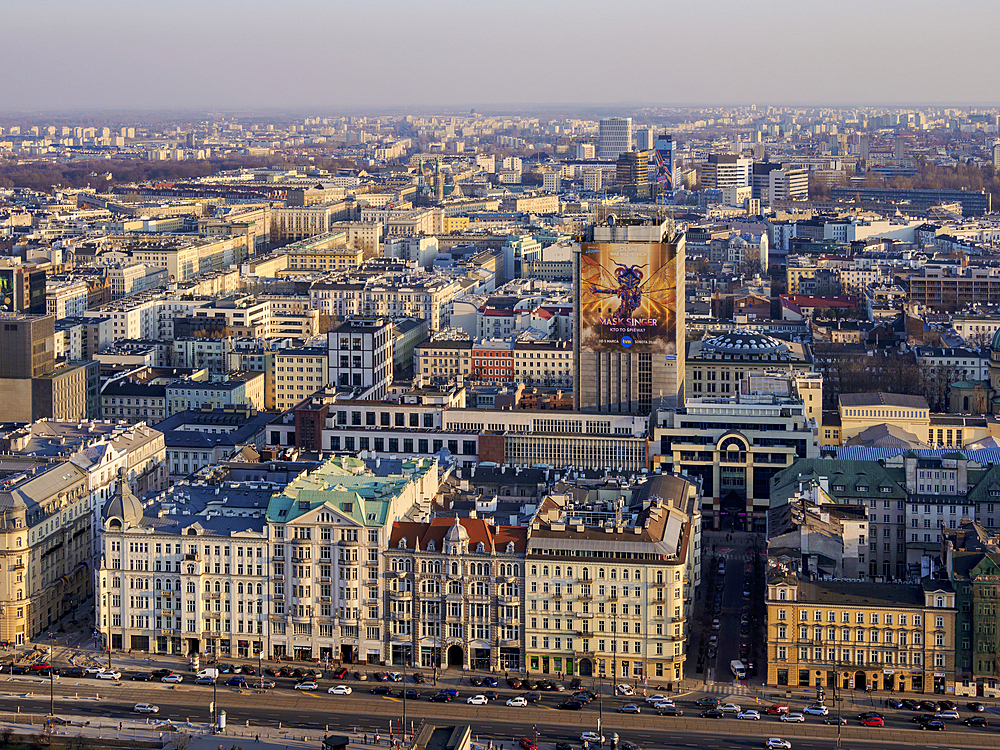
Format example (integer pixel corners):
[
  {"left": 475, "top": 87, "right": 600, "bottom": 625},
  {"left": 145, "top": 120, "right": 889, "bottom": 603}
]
[
  {"left": 29, "top": 663, "right": 51, "bottom": 671},
  {"left": 765, "top": 704, "right": 789, "bottom": 715},
  {"left": 860, "top": 716, "right": 884, "bottom": 727},
  {"left": 332, "top": 667, "right": 349, "bottom": 679},
  {"left": 519, "top": 739, "right": 537, "bottom": 750}
]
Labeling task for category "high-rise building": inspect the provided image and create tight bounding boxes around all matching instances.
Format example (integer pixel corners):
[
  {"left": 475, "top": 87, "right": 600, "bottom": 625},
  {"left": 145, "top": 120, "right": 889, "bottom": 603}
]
[
  {"left": 653, "top": 134, "right": 675, "bottom": 200},
  {"left": 993, "top": 139, "right": 1000, "bottom": 169},
  {"left": 574, "top": 216, "right": 685, "bottom": 414},
  {"left": 576, "top": 143, "right": 596, "bottom": 160},
  {"left": 635, "top": 128, "right": 654, "bottom": 151},
  {"left": 327, "top": 316, "right": 394, "bottom": 399},
  {"left": 598, "top": 117, "right": 632, "bottom": 161},
  {"left": 752, "top": 163, "right": 808, "bottom": 203},
  {"left": 699, "top": 154, "right": 751, "bottom": 191},
  {"left": 615, "top": 150, "right": 650, "bottom": 199}
]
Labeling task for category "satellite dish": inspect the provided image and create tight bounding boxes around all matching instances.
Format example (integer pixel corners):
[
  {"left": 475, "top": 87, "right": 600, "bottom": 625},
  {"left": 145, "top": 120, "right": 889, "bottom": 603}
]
[{"left": 606, "top": 214, "right": 617, "bottom": 227}]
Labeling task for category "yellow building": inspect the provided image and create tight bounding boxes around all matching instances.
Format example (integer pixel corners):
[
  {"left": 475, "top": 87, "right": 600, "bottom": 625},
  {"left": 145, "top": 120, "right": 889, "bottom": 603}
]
[
  {"left": 442, "top": 216, "right": 469, "bottom": 233},
  {"left": 766, "top": 568, "right": 956, "bottom": 694},
  {"left": 839, "top": 392, "right": 930, "bottom": 443}
]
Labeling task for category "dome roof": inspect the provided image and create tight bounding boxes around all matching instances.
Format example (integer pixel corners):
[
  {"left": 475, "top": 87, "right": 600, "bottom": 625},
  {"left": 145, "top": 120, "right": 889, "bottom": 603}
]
[
  {"left": 103, "top": 477, "right": 143, "bottom": 527},
  {"left": 445, "top": 516, "right": 470, "bottom": 543},
  {"left": 702, "top": 329, "right": 788, "bottom": 355}
]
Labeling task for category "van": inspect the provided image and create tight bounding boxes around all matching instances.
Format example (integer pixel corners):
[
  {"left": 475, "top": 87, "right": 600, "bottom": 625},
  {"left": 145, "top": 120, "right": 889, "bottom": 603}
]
[{"left": 196, "top": 668, "right": 219, "bottom": 680}]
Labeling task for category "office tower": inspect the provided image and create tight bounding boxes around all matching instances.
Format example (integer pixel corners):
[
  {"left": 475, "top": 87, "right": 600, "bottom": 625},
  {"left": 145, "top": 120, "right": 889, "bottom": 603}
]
[
  {"left": 752, "top": 163, "right": 808, "bottom": 203},
  {"left": 993, "top": 140, "right": 1000, "bottom": 169},
  {"left": 653, "top": 134, "right": 675, "bottom": 200},
  {"left": 615, "top": 150, "right": 650, "bottom": 199},
  {"left": 635, "top": 128, "right": 654, "bottom": 151},
  {"left": 699, "top": 154, "right": 751, "bottom": 190},
  {"left": 0, "top": 313, "right": 54, "bottom": 380},
  {"left": 860, "top": 133, "right": 870, "bottom": 162},
  {"left": 576, "top": 143, "right": 595, "bottom": 159},
  {"left": 574, "top": 216, "right": 685, "bottom": 413},
  {"left": 598, "top": 117, "right": 632, "bottom": 161}
]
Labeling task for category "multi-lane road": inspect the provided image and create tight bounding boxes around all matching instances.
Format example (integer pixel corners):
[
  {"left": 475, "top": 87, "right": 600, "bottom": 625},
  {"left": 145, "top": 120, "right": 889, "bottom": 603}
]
[{"left": 3, "top": 674, "right": 1000, "bottom": 750}]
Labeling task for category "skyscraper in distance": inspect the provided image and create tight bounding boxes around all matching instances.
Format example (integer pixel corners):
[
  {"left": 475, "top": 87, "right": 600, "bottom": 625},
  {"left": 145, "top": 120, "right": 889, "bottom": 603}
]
[{"left": 598, "top": 117, "right": 632, "bottom": 161}]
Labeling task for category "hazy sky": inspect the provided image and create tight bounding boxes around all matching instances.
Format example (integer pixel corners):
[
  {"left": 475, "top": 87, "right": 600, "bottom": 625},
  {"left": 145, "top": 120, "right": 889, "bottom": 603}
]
[{"left": 2, "top": 0, "right": 998, "bottom": 113}]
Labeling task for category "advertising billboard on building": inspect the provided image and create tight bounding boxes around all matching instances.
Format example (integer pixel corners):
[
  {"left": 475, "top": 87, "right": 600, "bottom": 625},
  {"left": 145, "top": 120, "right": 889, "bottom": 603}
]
[
  {"left": 653, "top": 135, "right": 674, "bottom": 189},
  {"left": 0, "top": 270, "right": 14, "bottom": 311},
  {"left": 580, "top": 241, "right": 678, "bottom": 354}
]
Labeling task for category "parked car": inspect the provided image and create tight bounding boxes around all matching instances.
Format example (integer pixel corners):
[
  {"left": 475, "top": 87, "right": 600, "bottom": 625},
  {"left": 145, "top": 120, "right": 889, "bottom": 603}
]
[
  {"left": 241, "top": 666, "right": 257, "bottom": 676},
  {"left": 470, "top": 676, "right": 483, "bottom": 687},
  {"left": 133, "top": 704, "right": 159, "bottom": 714},
  {"left": 964, "top": 716, "right": 989, "bottom": 727},
  {"left": 507, "top": 677, "right": 522, "bottom": 689},
  {"left": 569, "top": 678, "right": 583, "bottom": 689},
  {"left": 615, "top": 684, "right": 634, "bottom": 696},
  {"left": 518, "top": 739, "right": 536, "bottom": 750},
  {"left": 918, "top": 700, "right": 938, "bottom": 712},
  {"left": 618, "top": 704, "right": 640, "bottom": 714},
  {"left": 780, "top": 713, "right": 805, "bottom": 723},
  {"left": 737, "top": 710, "right": 760, "bottom": 720},
  {"left": 411, "top": 673, "right": 425, "bottom": 684},
  {"left": 885, "top": 698, "right": 903, "bottom": 709},
  {"left": 901, "top": 699, "right": 920, "bottom": 711},
  {"left": 938, "top": 700, "right": 958, "bottom": 710},
  {"left": 967, "top": 702, "right": 986, "bottom": 712}
]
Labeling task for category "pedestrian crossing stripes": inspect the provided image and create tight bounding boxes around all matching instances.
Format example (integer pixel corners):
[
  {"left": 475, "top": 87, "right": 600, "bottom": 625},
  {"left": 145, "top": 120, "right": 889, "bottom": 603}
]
[{"left": 702, "top": 683, "right": 754, "bottom": 696}]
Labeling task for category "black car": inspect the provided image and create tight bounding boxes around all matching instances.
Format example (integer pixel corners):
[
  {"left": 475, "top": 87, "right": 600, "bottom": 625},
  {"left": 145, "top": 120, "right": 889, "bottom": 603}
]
[
  {"left": 523, "top": 692, "right": 541, "bottom": 703},
  {"left": 886, "top": 698, "right": 903, "bottom": 709},
  {"left": 538, "top": 680, "right": 556, "bottom": 691},
  {"left": 911, "top": 713, "right": 937, "bottom": 725},
  {"left": 242, "top": 666, "right": 257, "bottom": 676},
  {"left": 482, "top": 691, "right": 499, "bottom": 700},
  {"left": 429, "top": 692, "right": 451, "bottom": 702},
  {"left": 569, "top": 678, "right": 583, "bottom": 689},
  {"left": 937, "top": 700, "right": 957, "bottom": 710},
  {"left": 658, "top": 707, "right": 683, "bottom": 717},
  {"left": 12, "top": 665, "right": 29, "bottom": 675},
  {"left": 412, "top": 673, "right": 426, "bottom": 684},
  {"left": 151, "top": 669, "right": 173, "bottom": 679},
  {"left": 965, "top": 716, "right": 989, "bottom": 727},
  {"left": 62, "top": 668, "right": 86, "bottom": 678},
  {"left": 967, "top": 702, "right": 986, "bottom": 712},
  {"left": 557, "top": 700, "right": 584, "bottom": 710},
  {"left": 858, "top": 711, "right": 884, "bottom": 720},
  {"left": 370, "top": 685, "right": 393, "bottom": 695},
  {"left": 37, "top": 668, "right": 59, "bottom": 678},
  {"left": 130, "top": 673, "right": 153, "bottom": 681},
  {"left": 470, "top": 676, "right": 483, "bottom": 687},
  {"left": 701, "top": 708, "right": 724, "bottom": 719},
  {"left": 918, "top": 700, "right": 938, "bottom": 712},
  {"left": 922, "top": 720, "right": 946, "bottom": 731},
  {"left": 901, "top": 699, "right": 920, "bottom": 711},
  {"left": 556, "top": 744, "right": 573, "bottom": 750},
  {"left": 403, "top": 689, "right": 421, "bottom": 700}
]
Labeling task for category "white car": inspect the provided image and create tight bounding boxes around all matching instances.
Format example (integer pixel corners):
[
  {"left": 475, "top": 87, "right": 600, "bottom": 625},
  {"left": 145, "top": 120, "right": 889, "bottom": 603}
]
[
  {"left": 133, "top": 703, "right": 159, "bottom": 714},
  {"left": 615, "top": 684, "right": 634, "bottom": 696},
  {"left": 652, "top": 698, "right": 675, "bottom": 708},
  {"left": 328, "top": 685, "right": 352, "bottom": 695},
  {"left": 935, "top": 710, "right": 960, "bottom": 720},
  {"left": 780, "top": 713, "right": 805, "bottom": 723},
  {"left": 506, "top": 696, "right": 527, "bottom": 707},
  {"left": 467, "top": 695, "right": 488, "bottom": 705},
  {"left": 84, "top": 666, "right": 106, "bottom": 675},
  {"left": 802, "top": 705, "right": 828, "bottom": 716},
  {"left": 161, "top": 674, "right": 183, "bottom": 683},
  {"left": 719, "top": 703, "right": 742, "bottom": 714},
  {"left": 738, "top": 710, "right": 761, "bottom": 720},
  {"left": 294, "top": 681, "right": 319, "bottom": 691},
  {"left": 580, "top": 733, "right": 605, "bottom": 744},
  {"left": 95, "top": 670, "right": 121, "bottom": 680},
  {"left": 645, "top": 694, "right": 668, "bottom": 704},
  {"left": 766, "top": 740, "right": 791, "bottom": 750}
]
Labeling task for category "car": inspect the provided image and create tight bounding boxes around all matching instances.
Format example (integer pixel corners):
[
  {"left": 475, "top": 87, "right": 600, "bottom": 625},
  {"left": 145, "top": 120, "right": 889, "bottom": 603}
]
[
  {"left": 373, "top": 672, "right": 388, "bottom": 682},
  {"left": 934, "top": 710, "right": 960, "bottom": 720},
  {"left": 387, "top": 672, "right": 403, "bottom": 682},
  {"left": 441, "top": 688, "right": 458, "bottom": 698},
  {"left": 822, "top": 716, "right": 846, "bottom": 725},
  {"left": 918, "top": 700, "right": 938, "bottom": 712},
  {"left": 646, "top": 694, "right": 668, "bottom": 704},
  {"left": 911, "top": 714, "right": 937, "bottom": 725},
  {"left": 658, "top": 707, "right": 684, "bottom": 717},
  {"left": 470, "top": 676, "right": 483, "bottom": 687},
  {"left": 62, "top": 668, "right": 86, "bottom": 678},
  {"left": 328, "top": 685, "right": 352, "bottom": 695},
  {"left": 294, "top": 681, "right": 319, "bottom": 691},
  {"left": 96, "top": 670, "right": 121, "bottom": 680},
  {"left": 615, "top": 684, "right": 634, "bottom": 696},
  {"left": 802, "top": 705, "right": 828, "bottom": 716},
  {"left": 885, "top": 698, "right": 903, "bottom": 709},
  {"left": 780, "top": 713, "right": 805, "bottom": 723},
  {"left": 738, "top": 710, "right": 760, "bottom": 720},
  {"left": 740, "top": 612, "right": 750, "bottom": 624},
  {"left": 859, "top": 716, "right": 884, "bottom": 727},
  {"left": 29, "top": 663, "right": 51, "bottom": 672},
  {"left": 556, "top": 744, "right": 573, "bottom": 750},
  {"left": 133, "top": 704, "right": 159, "bottom": 714},
  {"left": 84, "top": 666, "right": 106, "bottom": 675},
  {"left": 252, "top": 679, "right": 275, "bottom": 689},
  {"left": 652, "top": 698, "right": 675, "bottom": 708},
  {"left": 241, "top": 666, "right": 257, "bottom": 676},
  {"left": 194, "top": 676, "right": 216, "bottom": 685},
  {"left": 506, "top": 696, "right": 527, "bottom": 707},
  {"left": 537, "top": 680, "right": 556, "bottom": 691},
  {"left": 518, "top": 738, "right": 537, "bottom": 750},
  {"left": 901, "top": 699, "right": 920, "bottom": 711},
  {"left": 37, "top": 669, "right": 59, "bottom": 678},
  {"left": 696, "top": 697, "right": 720, "bottom": 707},
  {"left": 411, "top": 672, "right": 425, "bottom": 684},
  {"left": 467, "top": 695, "right": 488, "bottom": 705},
  {"left": 522, "top": 692, "right": 541, "bottom": 703},
  {"left": 765, "top": 741, "right": 791, "bottom": 750},
  {"left": 370, "top": 685, "right": 393, "bottom": 695},
  {"left": 701, "top": 709, "right": 724, "bottom": 718},
  {"left": 707, "top": 647, "right": 718, "bottom": 659},
  {"left": 403, "top": 689, "right": 421, "bottom": 700},
  {"left": 151, "top": 669, "right": 174, "bottom": 679},
  {"left": 225, "top": 677, "right": 247, "bottom": 687},
  {"left": 485, "top": 677, "right": 499, "bottom": 688},
  {"left": 967, "top": 702, "right": 986, "bottom": 712},
  {"left": 743, "top": 589, "right": 751, "bottom": 598},
  {"left": 130, "top": 673, "right": 153, "bottom": 682},
  {"left": 938, "top": 700, "right": 958, "bottom": 710},
  {"left": 964, "top": 716, "right": 989, "bottom": 727},
  {"left": 573, "top": 691, "right": 595, "bottom": 703},
  {"left": 558, "top": 700, "right": 584, "bottom": 710},
  {"left": 161, "top": 674, "right": 182, "bottom": 683},
  {"left": 618, "top": 704, "right": 640, "bottom": 714},
  {"left": 332, "top": 667, "right": 349, "bottom": 679},
  {"left": 429, "top": 693, "right": 451, "bottom": 702},
  {"left": 580, "top": 733, "right": 605, "bottom": 744},
  {"left": 507, "top": 677, "right": 522, "bottom": 689},
  {"left": 922, "top": 720, "right": 946, "bottom": 731},
  {"left": 719, "top": 703, "right": 742, "bottom": 714},
  {"left": 765, "top": 705, "right": 789, "bottom": 715},
  {"left": 711, "top": 618, "right": 721, "bottom": 630}
]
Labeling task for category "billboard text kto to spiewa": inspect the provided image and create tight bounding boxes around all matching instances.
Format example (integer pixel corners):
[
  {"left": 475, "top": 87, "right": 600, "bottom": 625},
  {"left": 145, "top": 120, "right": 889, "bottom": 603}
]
[{"left": 579, "top": 242, "right": 678, "bottom": 354}]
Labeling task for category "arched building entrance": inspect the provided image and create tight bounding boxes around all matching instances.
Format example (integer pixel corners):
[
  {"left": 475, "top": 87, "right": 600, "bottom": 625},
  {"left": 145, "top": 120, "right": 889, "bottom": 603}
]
[{"left": 446, "top": 645, "right": 464, "bottom": 669}]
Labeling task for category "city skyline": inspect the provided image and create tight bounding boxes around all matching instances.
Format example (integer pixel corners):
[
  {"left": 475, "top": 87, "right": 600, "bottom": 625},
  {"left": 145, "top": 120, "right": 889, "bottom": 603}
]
[{"left": 2, "top": 0, "right": 999, "bottom": 112}]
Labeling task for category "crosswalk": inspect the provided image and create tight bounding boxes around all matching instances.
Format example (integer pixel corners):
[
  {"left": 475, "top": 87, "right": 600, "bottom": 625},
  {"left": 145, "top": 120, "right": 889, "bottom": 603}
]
[{"left": 701, "top": 683, "right": 755, "bottom": 696}]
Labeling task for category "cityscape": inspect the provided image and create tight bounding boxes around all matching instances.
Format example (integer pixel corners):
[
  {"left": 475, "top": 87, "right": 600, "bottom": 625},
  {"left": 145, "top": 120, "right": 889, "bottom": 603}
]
[{"left": 1, "top": 4, "right": 1000, "bottom": 750}]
